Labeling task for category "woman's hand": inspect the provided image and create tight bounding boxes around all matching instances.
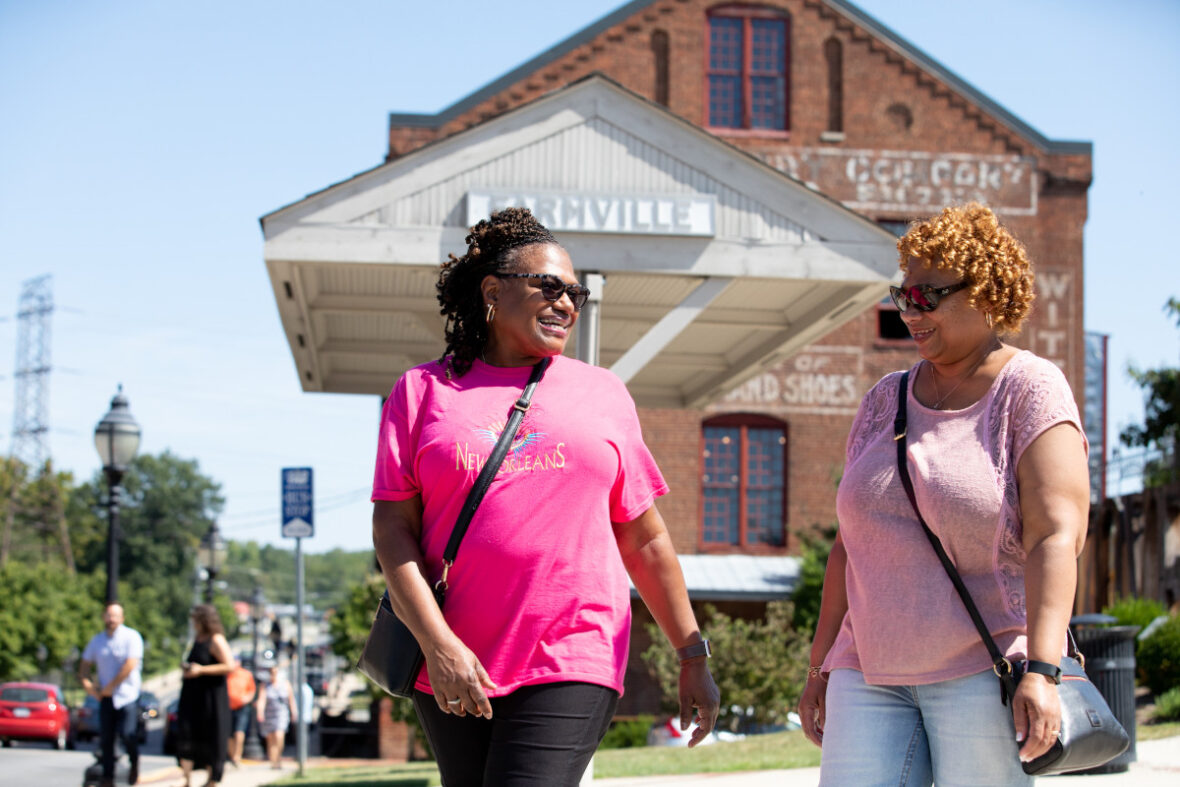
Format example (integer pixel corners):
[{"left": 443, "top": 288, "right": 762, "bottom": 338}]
[
  {"left": 182, "top": 662, "right": 202, "bottom": 679},
  {"left": 424, "top": 634, "right": 497, "bottom": 720},
  {"left": 1012, "top": 673, "right": 1062, "bottom": 764},
  {"left": 678, "top": 660, "right": 720, "bottom": 748},
  {"left": 798, "top": 673, "right": 827, "bottom": 747}
]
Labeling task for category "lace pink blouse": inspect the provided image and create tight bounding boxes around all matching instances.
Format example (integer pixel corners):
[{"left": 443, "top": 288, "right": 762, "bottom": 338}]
[{"left": 823, "top": 351, "right": 1086, "bottom": 685}]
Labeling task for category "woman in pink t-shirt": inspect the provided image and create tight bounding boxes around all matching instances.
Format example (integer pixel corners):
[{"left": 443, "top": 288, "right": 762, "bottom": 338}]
[
  {"left": 371, "top": 207, "right": 719, "bottom": 785},
  {"left": 797, "top": 203, "right": 1089, "bottom": 785}
]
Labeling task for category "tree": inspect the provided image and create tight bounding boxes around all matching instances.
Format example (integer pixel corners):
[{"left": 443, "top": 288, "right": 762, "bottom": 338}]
[
  {"left": 642, "top": 600, "right": 809, "bottom": 734},
  {"left": 1121, "top": 298, "right": 1180, "bottom": 486},
  {"left": 0, "top": 561, "right": 102, "bottom": 681}
]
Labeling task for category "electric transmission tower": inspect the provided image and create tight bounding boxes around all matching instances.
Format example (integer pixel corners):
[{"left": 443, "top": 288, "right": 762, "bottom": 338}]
[{"left": 10, "top": 274, "right": 53, "bottom": 469}]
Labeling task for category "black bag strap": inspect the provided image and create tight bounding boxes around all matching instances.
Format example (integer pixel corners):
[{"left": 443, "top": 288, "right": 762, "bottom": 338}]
[
  {"left": 439, "top": 356, "right": 550, "bottom": 577},
  {"left": 893, "top": 371, "right": 1016, "bottom": 686}
]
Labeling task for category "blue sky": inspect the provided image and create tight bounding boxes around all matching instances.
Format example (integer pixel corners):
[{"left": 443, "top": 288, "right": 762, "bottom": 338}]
[{"left": 2, "top": 0, "right": 1177, "bottom": 552}]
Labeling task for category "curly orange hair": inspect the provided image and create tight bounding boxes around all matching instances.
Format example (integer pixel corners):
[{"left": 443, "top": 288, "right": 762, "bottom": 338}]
[{"left": 897, "top": 202, "right": 1035, "bottom": 335}]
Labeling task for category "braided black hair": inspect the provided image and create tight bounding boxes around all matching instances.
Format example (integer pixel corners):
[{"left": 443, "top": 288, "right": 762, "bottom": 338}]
[{"left": 436, "top": 206, "right": 558, "bottom": 377}]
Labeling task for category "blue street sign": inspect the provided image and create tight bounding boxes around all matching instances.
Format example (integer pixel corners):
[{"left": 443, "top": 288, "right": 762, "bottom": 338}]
[{"left": 281, "top": 467, "right": 314, "bottom": 538}]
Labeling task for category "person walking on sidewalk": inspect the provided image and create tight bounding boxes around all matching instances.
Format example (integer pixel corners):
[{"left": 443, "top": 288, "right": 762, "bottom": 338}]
[
  {"left": 257, "top": 664, "right": 296, "bottom": 770},
  {"left": 176, "top": 604, "right": 234, "bottom": 787},
  {"left": 371, "top": 207, "right": 719, "bottom": 786},
  {"left": 798, "top": 203, "right": 1090, "bottom": 785},
  {"left": 225, "top": 657, "right": 256, "bottom": 767},
  {"left": 79, "top": 602, "right": 144, "bottom": 787}
]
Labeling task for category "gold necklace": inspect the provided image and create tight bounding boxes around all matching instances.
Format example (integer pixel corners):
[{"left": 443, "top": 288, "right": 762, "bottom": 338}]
[{"left": 927, "top": 339, "right": 996, "bottom": 409}]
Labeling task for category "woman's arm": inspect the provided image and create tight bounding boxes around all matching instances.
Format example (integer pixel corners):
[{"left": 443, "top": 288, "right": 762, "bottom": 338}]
[
  {"left": 372, "top": 498, "right": 495, "bottom": 720},
  {"left": 614, "top": 505, "right": 720, "bottom": 748},
  {"left": 256, "top": 684, "right": 267, "bottom": 721},
  {"left": 1014, "top": 422, "right": 1089, "bottom": 763},
  {"left": 797, "top": 531, "right": 849, "bottom": 747},
  {"left": 203, "top": 633, "right": 235, "bottom": 676}
]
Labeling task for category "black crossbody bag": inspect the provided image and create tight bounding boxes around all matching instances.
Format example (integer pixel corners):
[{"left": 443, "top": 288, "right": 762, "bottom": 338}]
[
  {"left": 892, "top": 370, "right": 1128, "bottom": 775},
  {"left": 357, "top": 357, "right": 550, "bottom": 698}
]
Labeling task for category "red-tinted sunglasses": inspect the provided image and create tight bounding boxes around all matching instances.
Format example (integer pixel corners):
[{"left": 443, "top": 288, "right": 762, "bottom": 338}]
[{"left": 889, "top": 280, "right": 969, "bottom": 313}]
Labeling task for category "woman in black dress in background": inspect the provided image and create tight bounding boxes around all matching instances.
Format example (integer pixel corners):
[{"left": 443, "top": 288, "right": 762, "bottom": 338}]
[{"left": 177, "top": 604, "right": 233, "bottom": 787}]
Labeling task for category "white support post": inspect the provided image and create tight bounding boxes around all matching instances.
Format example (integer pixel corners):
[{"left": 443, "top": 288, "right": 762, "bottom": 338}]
[{"left": 576, "top": 272, "right": 605, "bottom": 367}]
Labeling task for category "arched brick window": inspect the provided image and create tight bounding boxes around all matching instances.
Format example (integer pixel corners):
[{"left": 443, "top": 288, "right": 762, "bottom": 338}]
[
  {"left": 701, "top": 414, "right": 788, "bottom": 548},
  {"left": 706, "top": 5, "right": 790, "bottom": 131}
]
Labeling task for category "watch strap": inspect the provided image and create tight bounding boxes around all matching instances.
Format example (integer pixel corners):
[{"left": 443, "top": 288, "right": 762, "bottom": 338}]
[
  {"left": 1025, "top": 659, "right": 1062, "bottom": 684},
  {"left": 676, "top": 639, "right": 711, "bottom": 662}
]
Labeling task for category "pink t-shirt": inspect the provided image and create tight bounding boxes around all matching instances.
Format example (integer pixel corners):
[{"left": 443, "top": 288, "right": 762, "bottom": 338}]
[
  {"left": 372, "top": 354, "right": 668, "bottom": 697},
  {"left": 824, "top": 351, "right": 1086, "bottom": 684}
]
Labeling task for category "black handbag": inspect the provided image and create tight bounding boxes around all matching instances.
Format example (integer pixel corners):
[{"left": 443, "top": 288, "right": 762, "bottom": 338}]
[
  {"left": 892, "top": 371, "right": 1129, "bottom": 775},
  {"left": 357, "top": 357, "right": 550, "bottom": 698}
]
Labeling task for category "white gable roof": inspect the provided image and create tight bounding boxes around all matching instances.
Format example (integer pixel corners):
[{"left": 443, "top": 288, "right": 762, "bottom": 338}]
[{"left": 261, "top": 75, "right": 898, "bottom": 406}]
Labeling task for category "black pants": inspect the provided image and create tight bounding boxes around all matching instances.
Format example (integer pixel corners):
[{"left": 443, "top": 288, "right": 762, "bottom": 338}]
[
  {"left": 413, "top": 682, "right": 618, "bottom": 786},
  {"left": 99, "top": 697, "right": 138, "bottom": 779}
]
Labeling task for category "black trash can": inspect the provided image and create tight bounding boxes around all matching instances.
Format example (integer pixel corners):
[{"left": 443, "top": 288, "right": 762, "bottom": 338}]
[{"left": 1069, "top": 614, "right": 1140, "bottom": 774}]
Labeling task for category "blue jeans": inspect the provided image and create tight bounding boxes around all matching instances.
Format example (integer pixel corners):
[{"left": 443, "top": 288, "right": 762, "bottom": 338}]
[
  {"left": 819, "top": 669, "right": 1032, "bottom": 786},
  {"left": 99, "top": 697, "right": 139, "bottom": 779}
]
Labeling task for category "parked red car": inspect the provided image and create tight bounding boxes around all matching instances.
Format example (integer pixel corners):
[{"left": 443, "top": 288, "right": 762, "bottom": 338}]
[{"left": 0, "top": 681, "right": 72, "bottom": 749}]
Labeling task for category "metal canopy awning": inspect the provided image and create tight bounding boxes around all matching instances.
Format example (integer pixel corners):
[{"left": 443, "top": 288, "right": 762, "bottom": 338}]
[{"left": 261, "top": 75, "right": 899, "bottom": 407}]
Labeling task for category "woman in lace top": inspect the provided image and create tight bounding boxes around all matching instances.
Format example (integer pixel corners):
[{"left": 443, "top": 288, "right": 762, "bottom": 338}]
[{"left": 797, "top": 202, "right": 1089, "bottom": 785}]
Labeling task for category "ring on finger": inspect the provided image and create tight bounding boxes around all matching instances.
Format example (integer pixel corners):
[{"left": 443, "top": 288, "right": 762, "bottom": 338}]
[{"left": 447, "top": 697, "right": 463, "bottom": 706}]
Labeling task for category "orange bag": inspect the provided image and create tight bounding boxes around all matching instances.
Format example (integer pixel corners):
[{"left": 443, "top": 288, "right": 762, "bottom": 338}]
[{"left": 226, "top": 666, "right": 256, "bottom": 710}]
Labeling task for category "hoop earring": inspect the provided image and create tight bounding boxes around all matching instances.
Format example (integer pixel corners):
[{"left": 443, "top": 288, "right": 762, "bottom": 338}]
[{"left": 486, "top": 303, "right": 496, "bottom": 323}]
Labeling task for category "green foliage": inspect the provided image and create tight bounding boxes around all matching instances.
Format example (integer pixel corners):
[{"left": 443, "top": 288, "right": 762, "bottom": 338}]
[
  {"left": 1120, "top": 298, "right": 1180, "bottom": 487},
  {"left": 598, "top": 715, "right": 654, "bottom": 749},
  {"left": 1102, "top": 596, "right": 1167, "bottom": 630},
  {"left": 1137, "top": 615, "right": 1180, "bottom": 696},
  {"left": 791, "top": 526, "right": 836, "bottom": 638},
  {"left": 328, "top": 573, "right": 419, "bottom": 729},
  {"left": 643, "top": 600, "right": 809, "bottom": 734},
  {"left": 0, "top": 561, "right": 103, "bottom": 681},
  {"left": 1155, "top": 686, "right": 1180, "bottom": 722},
  {"left": 220, "top": 541, "right": 374, "bottom": 610}
]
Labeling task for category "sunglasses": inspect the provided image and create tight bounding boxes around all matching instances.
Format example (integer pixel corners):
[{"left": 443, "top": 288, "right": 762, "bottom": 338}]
[
  {"left": 888, "top": 280, "right": 969, "bottom": 313},
  {"left": 495, "top": 273, "right": 590, "bottom": 311}
]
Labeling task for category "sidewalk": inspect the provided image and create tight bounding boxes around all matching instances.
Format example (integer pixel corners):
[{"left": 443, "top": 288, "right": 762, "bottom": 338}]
[{"left": 139, "top": 735, "right": 1180, "bottom": 786}]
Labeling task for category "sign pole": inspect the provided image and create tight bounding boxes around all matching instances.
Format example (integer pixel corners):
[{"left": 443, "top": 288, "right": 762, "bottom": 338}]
[
  {"left": 296, "top": 535, "right": 306, "bottom": 775},
  {"left": 280, "top": 466, "right": 314, "bottom": 777}
]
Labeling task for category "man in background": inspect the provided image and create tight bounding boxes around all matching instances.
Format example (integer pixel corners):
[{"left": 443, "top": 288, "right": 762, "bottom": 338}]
[{"left": 79, "top": 603, "right": 144, "bottom": 787}]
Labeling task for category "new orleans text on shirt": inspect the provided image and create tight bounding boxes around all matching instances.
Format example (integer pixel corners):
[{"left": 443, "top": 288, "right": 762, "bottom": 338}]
[{"left": 454, "top": 441, "right": 567, "bottom": 474}]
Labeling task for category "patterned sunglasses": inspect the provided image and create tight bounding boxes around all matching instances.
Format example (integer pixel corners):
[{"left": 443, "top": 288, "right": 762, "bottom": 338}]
[
  {"left": 495, "top": 273, "right": 591, "bottom": 311},
  {"left": 888, "top": 280, "right": 969, "bottom": 313}
]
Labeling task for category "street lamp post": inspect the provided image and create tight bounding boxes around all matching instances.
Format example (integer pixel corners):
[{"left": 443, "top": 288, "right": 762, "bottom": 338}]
[
  {"left": 93, "top": 385, "right": 141, "bottom": 604},
  {"left": 242, "top": 584, "right": 265, "bottom": 761},
  {"left": 198, "top": 521, "right": 227, "bottom": 603}
]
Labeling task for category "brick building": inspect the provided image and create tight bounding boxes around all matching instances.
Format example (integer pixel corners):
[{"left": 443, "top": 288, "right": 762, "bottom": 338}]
[
  {"left": 378, "top": 0, "right": 1090, "bottom": 554},
  {"left": 262, "top": 0, "right": 1090, "bottom": 712}
]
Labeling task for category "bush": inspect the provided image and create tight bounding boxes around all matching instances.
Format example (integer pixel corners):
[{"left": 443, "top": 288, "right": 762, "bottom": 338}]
[
  {"left": 791, "top": 527, "right": 835, "bottom": 638},
  {"left": 598, "top": 715, "right": 654, "bottom": 749},
  {"left": 1102, "top": 596, "right": 1167, "bottom": 631},
  {"left": 1137, "top": 615, "right": 1180, "bottom": 696},
  {"left": 1155, "top": 686, "right": 1180, "bottom": 722}
]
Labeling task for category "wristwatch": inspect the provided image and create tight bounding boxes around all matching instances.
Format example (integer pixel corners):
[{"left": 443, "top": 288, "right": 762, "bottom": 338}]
[
  {"left": 676, "top": 639, "right": 712, "bottom": 663},
  {"left": 1025, "top": 659, "right": 1062, "bottom": 684}
]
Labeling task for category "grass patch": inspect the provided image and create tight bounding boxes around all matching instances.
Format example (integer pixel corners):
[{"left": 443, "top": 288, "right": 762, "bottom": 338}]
[
  {"left": 593, "top": 731, "right": 819, "bottom": 778},
  {"left": 272, "top": 732, "right": 819, "bottom": 784},
  {"left": 273, "top": 763, "right": 441, "bottom": 786},
  {"left": 1138, "top": 720, "right": 1180, "bottom": 741}
]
